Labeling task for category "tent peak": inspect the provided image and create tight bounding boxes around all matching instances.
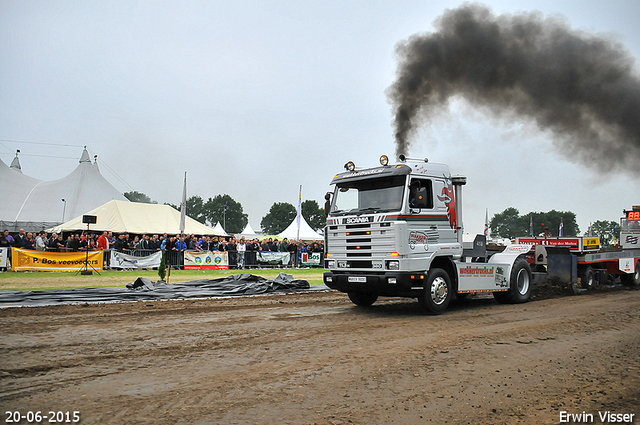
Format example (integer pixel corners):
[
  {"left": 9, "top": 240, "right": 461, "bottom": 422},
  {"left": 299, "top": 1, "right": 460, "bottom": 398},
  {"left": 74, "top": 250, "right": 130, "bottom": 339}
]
[
  {"left": 79, "top": 147, "right": 91, "bottom": 163},
  {"left": 10, "top": 150, "right": 22, "bottom": 173}
]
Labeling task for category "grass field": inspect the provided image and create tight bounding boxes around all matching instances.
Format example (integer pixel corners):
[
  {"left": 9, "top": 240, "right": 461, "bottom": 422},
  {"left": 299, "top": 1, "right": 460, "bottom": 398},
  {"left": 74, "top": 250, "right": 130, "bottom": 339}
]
[{"left": 0, "top": 268, "right": 327, "bottom": 291}]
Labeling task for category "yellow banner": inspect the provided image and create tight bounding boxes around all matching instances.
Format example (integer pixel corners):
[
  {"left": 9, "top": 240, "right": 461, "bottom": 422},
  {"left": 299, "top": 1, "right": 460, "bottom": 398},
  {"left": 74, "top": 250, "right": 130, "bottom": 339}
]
[{"left": 11, "top": 248, "right": 104, "bottom": 272}]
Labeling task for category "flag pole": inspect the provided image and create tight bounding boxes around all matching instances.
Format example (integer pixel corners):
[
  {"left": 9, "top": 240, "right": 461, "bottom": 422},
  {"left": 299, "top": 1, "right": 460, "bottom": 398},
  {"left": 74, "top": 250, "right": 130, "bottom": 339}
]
[{"left": 179, "top": 171, "right": 187, "bottom": 235}]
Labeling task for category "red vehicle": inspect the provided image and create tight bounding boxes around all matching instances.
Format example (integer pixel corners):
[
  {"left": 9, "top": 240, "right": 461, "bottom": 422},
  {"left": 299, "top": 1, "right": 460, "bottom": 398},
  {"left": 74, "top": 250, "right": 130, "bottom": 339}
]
[{"left": 516, "top": 206, "right": 640, "bottom": 290}]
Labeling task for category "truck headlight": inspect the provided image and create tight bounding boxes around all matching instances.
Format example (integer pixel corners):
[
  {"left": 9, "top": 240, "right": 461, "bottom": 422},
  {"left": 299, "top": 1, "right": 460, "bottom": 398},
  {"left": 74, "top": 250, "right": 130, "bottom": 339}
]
[
  {"left": 387, "top": 260, "right": 400, "bottom": 270},
  {"left": 326, "top": 260, "right": 335, "bottom": 269}
]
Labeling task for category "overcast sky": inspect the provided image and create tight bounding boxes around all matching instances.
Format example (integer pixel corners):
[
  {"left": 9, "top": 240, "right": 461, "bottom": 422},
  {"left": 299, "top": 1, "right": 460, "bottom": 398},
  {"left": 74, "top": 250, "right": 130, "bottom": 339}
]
[{"left": 1, "top": 0, "right": 639, "bottom": 234}]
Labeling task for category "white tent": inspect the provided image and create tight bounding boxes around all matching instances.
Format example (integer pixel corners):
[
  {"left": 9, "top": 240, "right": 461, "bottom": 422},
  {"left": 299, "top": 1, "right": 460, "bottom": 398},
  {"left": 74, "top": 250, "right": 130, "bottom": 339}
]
[
  {"left": 238, "top": 222, "right": 258, "bottom": 238},
  {"left": 48, "top": 200, "right": 226, "bottom": 236},
  {"left": 212, "top": 222, "right": 228, "bottom": 236},
  {"left": 1, "top": 148, "right": 127, "bottom": 231},
  {"left": 277, "top": 215, "right": 323, "bottom": 241}
]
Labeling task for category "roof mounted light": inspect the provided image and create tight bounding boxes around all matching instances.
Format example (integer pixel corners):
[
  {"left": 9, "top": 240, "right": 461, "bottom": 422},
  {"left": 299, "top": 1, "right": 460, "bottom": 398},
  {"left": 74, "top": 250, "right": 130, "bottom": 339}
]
[
  {"left": 344, "top": 161, "right": 356, "bottom": 171},
  {"left": 380, "top": 155, "right": 389, "bottom": 166}
]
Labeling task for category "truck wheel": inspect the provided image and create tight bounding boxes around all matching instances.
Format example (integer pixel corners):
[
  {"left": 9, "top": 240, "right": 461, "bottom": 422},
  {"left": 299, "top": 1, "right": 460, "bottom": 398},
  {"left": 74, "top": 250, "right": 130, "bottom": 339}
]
[
  {"left": 621, "top": 260, "right": 640, "bottom": 288},
  {"left": 495, "top": 259, "right": 532, "bottom": 304},
  {"left": 418, "top": 268, "right": 452, "bottom": 314},
  {"left": 508, "top": 258, "right": 532, "bottom": 303},
  {"left": 347, "top": 291, "right": 378, "bottom": 307},
  {"left": 579, "top": 266, "right": 596, "bottom": 290}
]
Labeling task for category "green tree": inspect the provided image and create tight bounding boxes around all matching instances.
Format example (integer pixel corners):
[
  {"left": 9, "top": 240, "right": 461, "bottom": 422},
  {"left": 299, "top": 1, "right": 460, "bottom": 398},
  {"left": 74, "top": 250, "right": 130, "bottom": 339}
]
[
  {"left": 490, "top": 208, "right": 580, "bottom": 239},
  {"left": 203, "top": 194, "right": 247, "bottom": 234},
  {"left": 261, "top": 202, "right": 296, "bottom": 235},
  {"left": 302, "top": 200, "right": 326, "bottom": 231},
  {"left": 490, "top": 207, "right": 526, "bottom": 239},
  {"left": 124, "top": 191, "right": 157, "bottom": 204},
  {"left": 185, "top": 195, "right": 207, "bottom": 224},
  {"left": 587, "top": 220, "right": 617, "bottom": 247}
]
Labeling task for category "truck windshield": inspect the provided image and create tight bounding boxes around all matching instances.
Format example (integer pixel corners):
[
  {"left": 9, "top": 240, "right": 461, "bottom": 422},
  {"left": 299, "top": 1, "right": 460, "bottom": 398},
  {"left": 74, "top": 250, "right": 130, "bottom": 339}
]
[{"left": 331, "top": 176, "right": 405, "bottom": 214}]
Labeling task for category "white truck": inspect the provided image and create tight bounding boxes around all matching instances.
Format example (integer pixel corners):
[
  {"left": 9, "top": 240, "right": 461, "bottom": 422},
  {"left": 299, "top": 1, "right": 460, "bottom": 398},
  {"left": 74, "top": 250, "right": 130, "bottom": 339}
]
[{"left": 323, "top": 155, "right": 533, "bottom": 314}]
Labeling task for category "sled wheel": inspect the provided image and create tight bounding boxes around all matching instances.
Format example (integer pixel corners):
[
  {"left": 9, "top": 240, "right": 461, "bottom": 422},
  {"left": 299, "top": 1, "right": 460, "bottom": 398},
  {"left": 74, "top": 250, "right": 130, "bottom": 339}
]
[{"left": 347, "top": 291, "right": 378, "bottom": 307}]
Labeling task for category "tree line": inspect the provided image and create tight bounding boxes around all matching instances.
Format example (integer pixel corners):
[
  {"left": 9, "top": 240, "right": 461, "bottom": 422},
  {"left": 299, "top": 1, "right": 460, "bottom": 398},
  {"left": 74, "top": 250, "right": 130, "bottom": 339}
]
[
  {"left": 124, "top": 191, "right": 325, "bottom": 235},
  {"left": 489, "top": 207, "right": 619, "bottom": 247}
]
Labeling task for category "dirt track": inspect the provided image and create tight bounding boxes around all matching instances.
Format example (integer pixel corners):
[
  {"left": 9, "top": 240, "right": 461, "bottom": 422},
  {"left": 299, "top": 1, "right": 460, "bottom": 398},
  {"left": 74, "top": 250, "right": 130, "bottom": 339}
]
[{"left": 1, "top": 288, "right": 639, "bottom": 425}]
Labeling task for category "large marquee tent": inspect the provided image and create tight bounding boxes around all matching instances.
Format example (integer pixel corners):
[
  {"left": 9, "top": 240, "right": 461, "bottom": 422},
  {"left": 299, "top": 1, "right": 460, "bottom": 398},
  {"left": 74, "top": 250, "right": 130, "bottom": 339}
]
[
  {"left": 0, "top": 148, "right": 127, "bottom": 232},
  {"left": 48, "top": 200, "right": 226, "bottom": 236}
]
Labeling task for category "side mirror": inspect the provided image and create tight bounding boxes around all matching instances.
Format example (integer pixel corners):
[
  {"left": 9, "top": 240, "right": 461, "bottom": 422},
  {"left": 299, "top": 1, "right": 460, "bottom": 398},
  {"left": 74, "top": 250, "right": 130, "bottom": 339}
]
[{"left": 324, "top": 192, "right": 332, "bottom": 217}]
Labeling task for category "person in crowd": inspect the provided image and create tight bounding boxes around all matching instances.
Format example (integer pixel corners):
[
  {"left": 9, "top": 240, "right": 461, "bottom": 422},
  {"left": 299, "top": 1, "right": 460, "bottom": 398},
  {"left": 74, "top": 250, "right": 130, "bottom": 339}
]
[
  {"left": 114, "top": 234, "right": 127, "bottom": 252},
  {"left": 188, "top": 235, "right": 200, "bottom": 251},
  {"left": 150, "top": 234, "right": 161, "bottom": 251},
  {"left": 107, "top": 231, "right": 115, "bottom": 249},
  {"left": 139, "top": 234, "right": 150, "bottom": 251},
  {"left": 279, "top": 238, "right": 289, "bottom": 252},
  {"left": 0, "top": 231, "right": 10, "bottom": 271},
  {"left": 97, "top": 231, "right": 109, "bottom": 250},
  {"left": 14, "top": 229, "right": 26, "bottom": 248},
  {"left": 22, "top": 232, "right": 35, "bottom": 249},
  {"left": 3, "top": 230, "right": 15, "bottom": 248},
  {"left": 1, "top": 230, "right": 15, "bottom": 268},
  {"left": 35, "top": 231, "right": 48, "bottom": 251},
  {"left": 130, "top": 235, "right": 140, "bottom": 250},
  {"left": 237, "top": 237, "right": 246, "bottom": 268},
  {"left": 48, "top": 233, "right": 65, "bottom": 251},
  {"left": 78, "top": 232, "right": 89, "bottom": 251},
  {"left": 288, "top": 239, "right": 298, "bottom": 267},
  {"left": 65, "top": 233, "right": 80, "bottom": 251},
  {"left": 174, "top": 235, "right": 187, "bottom": 252},
  {"left": 200, "top": 236, "right": 211, "bottom": 251}
]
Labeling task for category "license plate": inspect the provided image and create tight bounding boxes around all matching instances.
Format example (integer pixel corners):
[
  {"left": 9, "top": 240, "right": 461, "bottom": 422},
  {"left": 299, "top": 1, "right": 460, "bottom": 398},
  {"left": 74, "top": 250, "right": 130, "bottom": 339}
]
[{"left": 348, "top": 276, "right": 367, "bottom": 283}]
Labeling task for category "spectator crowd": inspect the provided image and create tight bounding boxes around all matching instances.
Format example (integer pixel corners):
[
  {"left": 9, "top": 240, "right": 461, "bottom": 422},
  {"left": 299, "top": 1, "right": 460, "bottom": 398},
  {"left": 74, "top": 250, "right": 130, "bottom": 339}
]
[{"left": 1, "top": 228, "right": 324, "bottom": 270}]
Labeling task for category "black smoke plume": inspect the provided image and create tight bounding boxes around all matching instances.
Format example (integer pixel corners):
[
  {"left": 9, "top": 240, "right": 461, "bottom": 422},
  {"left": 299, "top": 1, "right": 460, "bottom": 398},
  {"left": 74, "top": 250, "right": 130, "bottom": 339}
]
[{"left": 387, "top": 3, "right": 640, "bottom": 174}]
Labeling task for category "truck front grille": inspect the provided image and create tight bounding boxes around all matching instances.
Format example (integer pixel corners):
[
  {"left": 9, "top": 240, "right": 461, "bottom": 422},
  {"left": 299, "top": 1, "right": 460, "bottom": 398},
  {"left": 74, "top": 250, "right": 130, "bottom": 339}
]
[{"left": 327, "top": 221, "right": 395, "bottom": 270}]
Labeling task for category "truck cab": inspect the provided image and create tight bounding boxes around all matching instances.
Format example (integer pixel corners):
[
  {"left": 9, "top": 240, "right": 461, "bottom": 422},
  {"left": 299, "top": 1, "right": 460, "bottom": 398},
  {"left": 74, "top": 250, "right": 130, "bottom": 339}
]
[{"left": 323, "top": 155, "right": 532, "bottom": 314}]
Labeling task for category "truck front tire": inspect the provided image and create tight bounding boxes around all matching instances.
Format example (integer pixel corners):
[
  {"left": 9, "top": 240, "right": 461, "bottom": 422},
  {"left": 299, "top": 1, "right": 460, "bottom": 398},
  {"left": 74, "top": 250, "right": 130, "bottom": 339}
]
[{"left": 418, "top": 268, "right": 452, "bottom": 314}]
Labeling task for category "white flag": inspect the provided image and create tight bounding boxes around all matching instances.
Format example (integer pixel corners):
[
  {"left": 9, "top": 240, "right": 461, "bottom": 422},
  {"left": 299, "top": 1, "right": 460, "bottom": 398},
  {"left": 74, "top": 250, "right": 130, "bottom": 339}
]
[
  {"left": 179, "top": 171, "right": 187, "bottom": 234},
  {"left": 296, "top": 185, "right": 302, "bottom": 241}
]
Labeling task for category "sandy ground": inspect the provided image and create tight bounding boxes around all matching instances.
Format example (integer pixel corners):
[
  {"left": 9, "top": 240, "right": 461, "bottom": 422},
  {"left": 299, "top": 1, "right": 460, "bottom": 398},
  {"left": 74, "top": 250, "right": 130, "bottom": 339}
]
[{"left": 1, "top": 288, "right": 639, "bottom": 425}]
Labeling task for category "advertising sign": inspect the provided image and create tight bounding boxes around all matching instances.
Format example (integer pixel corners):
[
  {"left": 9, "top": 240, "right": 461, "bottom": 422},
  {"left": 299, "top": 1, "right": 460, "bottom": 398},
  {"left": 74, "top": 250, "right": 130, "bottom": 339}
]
[
  {"left": 301, "top": 251, "right": 321, "bottom": 266},
  {"left": 0, "top": 247, "right": 7, "bottom": 268},
  {"left": 184, "top": 250, "right": 229, "bottom": 270},
  {"left": 11, "top": 248, "right": 104, "bottom": 272},
  {"left": 110, "top": 250, "right": 162, "bottom": 269}
]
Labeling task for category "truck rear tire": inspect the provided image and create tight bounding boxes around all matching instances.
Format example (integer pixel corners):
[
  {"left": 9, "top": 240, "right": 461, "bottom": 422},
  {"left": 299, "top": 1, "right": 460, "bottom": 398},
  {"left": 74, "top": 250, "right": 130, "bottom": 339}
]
[
  {"left": 620, "top": 260, "right": 640, "bottom": 288},
  {"left": 418, "top": 268, "right": 452, "bottom": 314},
  {"left": 494, "top": 259, "right": 532, "bottom": 304},
  {"left": 347, "top": 291, "right": 378, "bottom": 307}
]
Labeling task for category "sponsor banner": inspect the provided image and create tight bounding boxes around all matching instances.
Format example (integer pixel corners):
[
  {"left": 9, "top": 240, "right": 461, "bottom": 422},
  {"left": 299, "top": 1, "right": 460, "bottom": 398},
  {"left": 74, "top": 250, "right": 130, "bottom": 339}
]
[
  {"left": 11, "top": 248, "right": 104, "bottom": 272},
  {"left": 301, "top": 252, "right": 321, "bottom": 266},
  {"left": 110, "top": 250, "right": 162, "bottom": 269},
  {"left": 184, "top": 250, "right": 228, "bottom": 270},
  {"left": 257, "top": 252, "right": 290, "bottom": 264},
  {"left": 0, "top": 247, "right": 7, "bottom": 268}
]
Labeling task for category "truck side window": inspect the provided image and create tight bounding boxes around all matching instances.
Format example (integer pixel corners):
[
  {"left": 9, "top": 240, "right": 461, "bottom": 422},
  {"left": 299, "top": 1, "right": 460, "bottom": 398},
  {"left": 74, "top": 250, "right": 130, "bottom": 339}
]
[{"left": 409, "top": 179, "right": 433, "bottom": 209}]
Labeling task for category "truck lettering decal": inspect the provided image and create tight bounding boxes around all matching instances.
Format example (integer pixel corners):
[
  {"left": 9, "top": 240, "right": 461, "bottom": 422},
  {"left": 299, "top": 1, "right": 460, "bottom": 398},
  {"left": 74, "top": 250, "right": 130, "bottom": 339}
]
[
  {"left": 408, "top": 230, "right": 439, "bottom": 250},
  {"left": 459, "top": 266, "right": 495, "bottom": 276},
  {"left": 437, "top": 185, "right": 457, "bottom": 232}
]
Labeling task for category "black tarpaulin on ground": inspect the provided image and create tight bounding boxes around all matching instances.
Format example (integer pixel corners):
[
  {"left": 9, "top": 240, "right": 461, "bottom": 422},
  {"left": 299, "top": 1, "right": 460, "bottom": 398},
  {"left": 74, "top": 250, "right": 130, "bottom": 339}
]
[{"left": 0, "top": 273, "right": 319, "bottom": 307}]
